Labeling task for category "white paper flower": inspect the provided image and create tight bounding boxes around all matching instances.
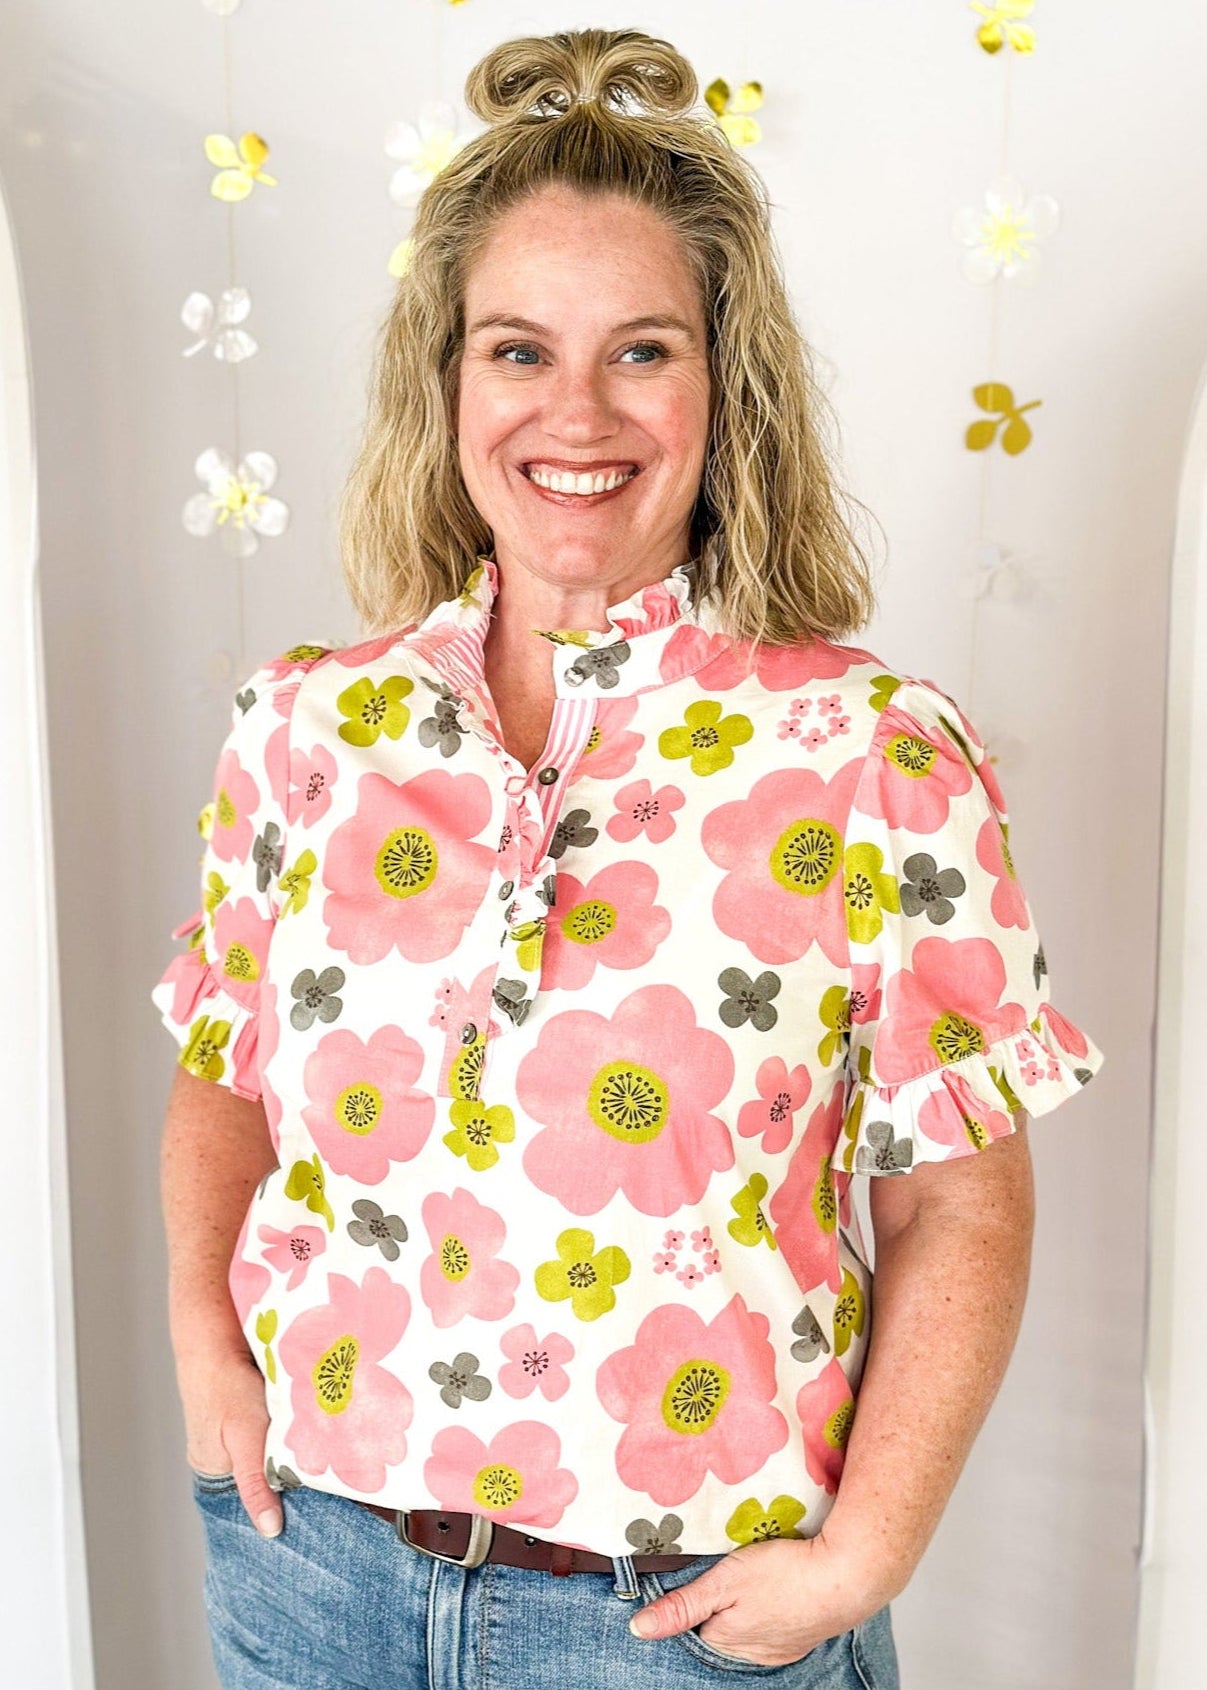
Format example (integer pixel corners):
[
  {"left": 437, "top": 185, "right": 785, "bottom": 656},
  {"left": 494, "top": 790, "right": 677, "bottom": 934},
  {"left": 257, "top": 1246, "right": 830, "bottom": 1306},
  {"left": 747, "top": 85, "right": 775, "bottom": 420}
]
[
  {"left": 960, "top": 539, "right": 1035, "bottom": 605},
  {"left": 385, "top": 101, "right": 471, "bottom": 207},
  {"left": 182, "top": 449, "right": 289, "bottom": 558},
  {"left": 201, "top": 0, "right": 242, "bottom": 14},
  {"left": 181, "top": 288, "right": 258, "bottom": 362},
  {"left": 952, "top": 176, "right": 1059, "bottom": 284}
]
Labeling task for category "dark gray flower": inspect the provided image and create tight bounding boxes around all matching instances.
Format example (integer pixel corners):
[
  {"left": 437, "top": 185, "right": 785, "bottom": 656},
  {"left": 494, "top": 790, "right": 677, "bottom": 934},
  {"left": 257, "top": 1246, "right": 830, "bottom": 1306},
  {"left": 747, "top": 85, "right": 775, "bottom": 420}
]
[
  {"left": 1075, "top": 1067, "right": 1096, "bottom": 1086},
  {"left": 855, "top": 1120, "right": 913, "bottom": 1175},
  {"left": 625, "top": 1513, "right": 685, "bottom": 1555},
  {"left": 289, "top": 965, "right": 346, "bottom": 1031},
  {"left": 535, "top": 873, "right": 558, "bottom": 908},
  {"left": 428, "top": 1351, "right": 491, "bottom": 1410},
  {"left": 235, "top": 688, "right": 256, "bottom": 715},
  {"left": 791, "top": 1304, "right": 830, "bottom": 1364},
  {"left": 564, "top": 641, "right": 631, "bottom": 690},
  {"left": 347, "top": 1198, "right": 408, "bottom": 1260},
  {"left": 718, "top": 966, "right": 782, "bottom": 1032},
  {"left": 1033, "top": 944, "right": 1047, "bottom": 990},
  {"left": 264, "top": 1456, "right": 302, "bottom": 1491},
  {"left": 417, "top": 680, "right": 468, "bottom": 758},
  {"left": 899, "top": 853, "right": 965, "bottom": 925},
  {"left": 252, "top": 821, "right": 283, "bottom": 892},
  {"left": 493, "top": 977, "right": 531, "bottom": 1026},
  {"left": 549, "top": 808, "right": 597, "bottom": 860}
]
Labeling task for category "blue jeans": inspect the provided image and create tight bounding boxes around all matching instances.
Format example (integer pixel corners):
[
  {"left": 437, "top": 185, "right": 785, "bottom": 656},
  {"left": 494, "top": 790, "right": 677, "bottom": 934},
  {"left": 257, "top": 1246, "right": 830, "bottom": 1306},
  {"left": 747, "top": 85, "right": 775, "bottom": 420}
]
[{"left": 191, "top": 1472, "right": 900, "bottom": 1688}]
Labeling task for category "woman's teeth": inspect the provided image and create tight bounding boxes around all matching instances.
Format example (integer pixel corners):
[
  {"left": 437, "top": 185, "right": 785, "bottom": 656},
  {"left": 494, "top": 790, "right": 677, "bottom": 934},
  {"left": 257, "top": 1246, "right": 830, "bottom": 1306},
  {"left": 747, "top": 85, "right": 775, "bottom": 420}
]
[{"left": 526, "top": 466, "right": 637, "bottom": 495}]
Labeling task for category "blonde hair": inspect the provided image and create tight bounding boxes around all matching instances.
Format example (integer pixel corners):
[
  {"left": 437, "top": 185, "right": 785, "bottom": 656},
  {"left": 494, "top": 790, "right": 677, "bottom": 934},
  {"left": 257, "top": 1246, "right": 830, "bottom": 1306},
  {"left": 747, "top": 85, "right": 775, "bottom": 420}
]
[{"left": 339, "top": 27, "right": 879, "bottom": 645}]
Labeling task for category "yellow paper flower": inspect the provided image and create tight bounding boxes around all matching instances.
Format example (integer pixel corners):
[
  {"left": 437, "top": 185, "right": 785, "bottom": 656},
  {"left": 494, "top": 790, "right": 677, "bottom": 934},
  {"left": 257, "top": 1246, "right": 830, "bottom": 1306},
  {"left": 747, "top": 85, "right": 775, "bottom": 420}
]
[
  {"left": 953, "top": 177, "right": 1059, "bottom": 284},
  {"left": 182, "top": 448, "right": 290, "bottom": 557},
  {"left": 388, "top": 237, "right": 415, "bottom": 279},
  {"left": 704, "top": 78, "right": 764, "bottom": 147},
  {"left": 204, "top": 132, "right": 278, "bottom": 201},
  {"left": 970, "top": 1, "right": 1036, "bottom": 56},
  {"left": 965, "top": 383, "right": 1042, "bottom": 455}
]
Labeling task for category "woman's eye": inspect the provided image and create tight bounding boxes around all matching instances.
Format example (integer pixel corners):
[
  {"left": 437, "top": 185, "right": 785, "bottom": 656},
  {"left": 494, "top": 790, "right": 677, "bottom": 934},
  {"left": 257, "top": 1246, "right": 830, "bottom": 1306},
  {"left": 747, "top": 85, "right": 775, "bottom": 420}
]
[
  {"left": 620, "top": 342, "right": 666, "bottom": 364},
  {"left": 492, "top": 341, "right": 667, "bottom": 366},
  {"left": 495, "top": 343, "right": 541, "bottom": 365}
]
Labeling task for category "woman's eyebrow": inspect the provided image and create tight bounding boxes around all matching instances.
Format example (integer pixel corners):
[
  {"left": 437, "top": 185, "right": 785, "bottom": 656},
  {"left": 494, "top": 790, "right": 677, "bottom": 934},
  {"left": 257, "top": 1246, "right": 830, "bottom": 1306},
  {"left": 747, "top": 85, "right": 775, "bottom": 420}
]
[{"left": 467, "top": 311, "right": 698, "bottom": 341}]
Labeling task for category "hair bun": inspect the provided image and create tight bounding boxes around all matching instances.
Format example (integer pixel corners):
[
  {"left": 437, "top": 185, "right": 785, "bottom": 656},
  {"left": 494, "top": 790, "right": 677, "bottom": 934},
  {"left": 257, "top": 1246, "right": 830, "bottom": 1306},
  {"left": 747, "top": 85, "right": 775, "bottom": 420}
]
[{"left": 464, "top": 28, "right": 697, "bottom": 126}]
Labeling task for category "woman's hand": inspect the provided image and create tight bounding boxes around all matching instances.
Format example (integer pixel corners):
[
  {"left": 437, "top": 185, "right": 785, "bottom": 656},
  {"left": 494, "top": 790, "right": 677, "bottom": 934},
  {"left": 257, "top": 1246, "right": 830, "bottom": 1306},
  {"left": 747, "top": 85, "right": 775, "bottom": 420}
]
[
  {"left": 177, "top": 1344, "right": 283, "bottom": 1538},
  {"left": 628, "top": 1531, "right": 895, "bottom": 1667}
]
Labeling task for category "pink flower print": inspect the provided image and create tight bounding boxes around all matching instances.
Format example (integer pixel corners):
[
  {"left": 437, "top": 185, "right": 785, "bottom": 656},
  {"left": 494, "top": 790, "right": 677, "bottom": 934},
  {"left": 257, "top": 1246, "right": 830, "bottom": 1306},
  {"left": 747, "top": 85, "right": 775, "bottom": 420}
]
[
  {"left": 817, "top": 694, "right": 842, "bottom": 716},
  {"left": 737, "top": 1056, "right": 812, "bottom": 1156},
  {"left": 857, "top": 708, "right": 975, "bottom": 836},
  {"left": 209, "top": 746, "right": 260, "bottom": 865},
  {"left": 663, "top": 626, "right": 867, "bottom": 691},
  {"left": 228, "top": 1204, "right": 271, "bottom": 1326},
  {"left": 596, "top": 1293, "right": 790, "bottom": 1507},
  {"left": 676, "top": 1263, "right": 704, "bottom": 1289},
  {"left": 702, "top": 760, "right": 864, "bottom": 967},
  {"left": 788, "top": 698, "right": 811, "bottom": 718},
  {"left": 257, "top": 980, "right": 283, "bottom": 1147},
  {"left": 289, "top": 743, "right": 339, "bottom": 829},
  {"left": 801, "top": 727, "right": 828, "bottom": 752},
  {"left": 1014, "top": 1036, "right": 1044, "bottom": 1086},
  {"left": 848, "top": 963, "right": 882, "bottom": 1026},
  {"left": 777, "top": 718, "right": 802, "bottom": 741},
  {"left": 606, "top": 779, "right": 685, "bottom": 845},
  {"left": 873, "top": 935, "right": 1025, "bottom": 1084},
  {"left": 828, "top": 714, "right": 851, "bottom": 737},
  {"left": 271, "top": 679, "right": 300, "bottom": 720},
  {"left": 577, "top": 696, "right": 642, "bottom": 780},
  {"left": 279, "top": 1267, "right": 413, "bottom": 1491},
  {"left": 1040, "top": 1002, "right": 1089, "bottom": 1061},
  {"left": 690, "top": 1226, "right": 713, "bottom": 1252},
  {"left": 540, "top": 861, "right": 671, "bottom": 992},
  {"left": 664, "top": 1230, "right": 686, "bottom": 1250},
  {"left": 322, "top": 768, "right": 496, "bottom": 964},
  {"left": 702, "top": 1248, "right": 722, "bottom": 1275},
  {"left": 301, "top": 1025, "right": 434, "bottom": 1183},
  {"left": 210, "top": 896, "right": 274, "bottom": 1014},
  {"left": 766, "top": 1091, "right": 845, "bottom": 1295},
  {"left": 264, "top": 719, "right": 291, "bottom": 813},
  {"left": 498, "top": 1325, "right": 574, "bottom": 1402},
  {"left": 917, "top": 1071, "right": 1013, "bottom": 1158},
  {"left": 419, "top": 1188, "right": 519, "bottom": 1329},
  {"left": 518, "top": 985, "right": 735, "bottom": 1217},
  {"left": 796, "top": 1357, "right": 854, "bottom": 1494},
  {"left": 326, "top": 630, "right": 406, "bottom": 669},
  {"left": 425, "top": 1422, "right": 577, "bottom": 1528},
  {"left": 976, "top": 815, "right": 1029, "bottom": 929},
  {"left": 158, "top": 938, "right": 209, "bottom": 1025},
  {"left": 652, "top": 1251, "right": 677, "bottom": 1274},
  {"left": 258, "top": 1223, "right": 326, "bottom": 1290}
]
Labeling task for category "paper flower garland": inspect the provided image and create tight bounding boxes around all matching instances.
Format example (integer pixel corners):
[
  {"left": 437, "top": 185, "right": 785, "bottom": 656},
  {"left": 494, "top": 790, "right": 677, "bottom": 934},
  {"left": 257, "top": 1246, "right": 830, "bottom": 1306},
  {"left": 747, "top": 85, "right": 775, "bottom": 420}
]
[
  {"left": 200, "top": 0, "right": 241, "bottom": 13},
  {"left": 970, "top": 1, "right": 1036, "bottom": 56},
  {"left": 386, "top": 101, "right": 472, "bottom": 207},
  {"left": 953, "top": 177, "right": 1059, "bottom": 284},
  {"left": 205, "top": 132, "right": 278, "bottom": 201},
  {"left": 388, "top": 238, "right": 415, "bottom": 280},
  {"left": 704, "top": 79, "right": 764, "bottom": 147},
  {"left": 965, "top": 383, "right": 1042, "bottom": 455},
  {"left": 183, "top": 449, "right": 289, "bottom": 557},
  {"left": 181, "top": 287, "right": 257, "bottom": 362}
]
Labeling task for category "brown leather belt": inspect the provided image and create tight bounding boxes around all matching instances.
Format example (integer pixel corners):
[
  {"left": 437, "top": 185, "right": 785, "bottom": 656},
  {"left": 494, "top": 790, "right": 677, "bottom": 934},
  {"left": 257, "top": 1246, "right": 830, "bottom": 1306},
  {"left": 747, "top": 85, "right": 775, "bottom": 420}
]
[{"left": 356, "top": 1503, "right": 701, "bottom": 1578}]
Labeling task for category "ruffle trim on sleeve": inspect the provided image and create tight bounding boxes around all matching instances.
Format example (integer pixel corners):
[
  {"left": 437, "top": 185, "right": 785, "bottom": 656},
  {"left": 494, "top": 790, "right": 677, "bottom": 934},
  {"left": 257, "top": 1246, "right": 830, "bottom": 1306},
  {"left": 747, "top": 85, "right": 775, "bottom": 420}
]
[
  {"left": 150, "top": 912, "right": 262, "bottom": 1101},
  {"left": 837, "top": 1001, "right": 1104, "bottom": 1176}
]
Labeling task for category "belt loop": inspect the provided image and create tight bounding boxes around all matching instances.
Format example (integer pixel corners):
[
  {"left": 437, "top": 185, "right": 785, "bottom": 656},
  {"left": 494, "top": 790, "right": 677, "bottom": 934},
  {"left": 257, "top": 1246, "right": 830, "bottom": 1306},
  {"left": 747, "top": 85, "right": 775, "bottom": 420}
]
[
  {"left": 612, "top": 1553, "right": 639, "bottom": 1599},
  {"left": 549, "top": 1541, "right": 574, "bottom": 1577}
]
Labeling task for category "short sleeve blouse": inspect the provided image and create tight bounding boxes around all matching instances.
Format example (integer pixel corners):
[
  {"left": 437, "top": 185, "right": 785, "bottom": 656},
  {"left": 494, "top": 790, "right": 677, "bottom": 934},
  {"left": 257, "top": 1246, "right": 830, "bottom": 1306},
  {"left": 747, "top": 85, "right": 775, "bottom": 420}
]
[{"left": 151, "top": 556, "right": 1103, "bottom": 1558}]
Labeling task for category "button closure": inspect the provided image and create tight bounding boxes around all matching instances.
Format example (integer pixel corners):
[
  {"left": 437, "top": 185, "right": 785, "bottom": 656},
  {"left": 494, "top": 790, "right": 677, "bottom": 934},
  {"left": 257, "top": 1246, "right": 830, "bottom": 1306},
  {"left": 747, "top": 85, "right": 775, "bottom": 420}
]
[
  {"left": 459, "top": 1022, "right": 477, "bottom": 1045},
  {"left": 498, "top": 880, "right": 515, "bottom": 900},
  {"left": 536, "top": 765, "right": 559, "bottom": 786}
]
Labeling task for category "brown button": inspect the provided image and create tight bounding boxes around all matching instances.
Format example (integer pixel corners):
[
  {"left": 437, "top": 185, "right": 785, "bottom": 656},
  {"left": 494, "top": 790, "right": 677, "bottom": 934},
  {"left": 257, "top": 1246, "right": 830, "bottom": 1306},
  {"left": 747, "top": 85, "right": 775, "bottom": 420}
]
[
  {"left": 459, "top": 1022, "right": 477, "bottom": 1045},
  {"left": 536, "top": 766, "right": 559, "bottom": 786}
]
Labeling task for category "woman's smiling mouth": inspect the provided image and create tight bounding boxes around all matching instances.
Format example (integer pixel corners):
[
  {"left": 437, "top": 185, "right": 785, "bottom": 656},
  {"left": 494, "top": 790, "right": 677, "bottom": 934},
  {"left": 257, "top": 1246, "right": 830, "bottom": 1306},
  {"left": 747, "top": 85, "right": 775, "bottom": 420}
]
[{"left": 522, "top": 462, "right": 640, "bottom": 499}]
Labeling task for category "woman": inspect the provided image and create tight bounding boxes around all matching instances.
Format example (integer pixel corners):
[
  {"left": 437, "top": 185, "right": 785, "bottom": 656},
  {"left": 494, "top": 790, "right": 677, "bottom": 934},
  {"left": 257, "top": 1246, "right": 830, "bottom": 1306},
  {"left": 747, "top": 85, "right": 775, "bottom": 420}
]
[{"left": 153, "top": 27, "right": 1103, "bottom": 1689}]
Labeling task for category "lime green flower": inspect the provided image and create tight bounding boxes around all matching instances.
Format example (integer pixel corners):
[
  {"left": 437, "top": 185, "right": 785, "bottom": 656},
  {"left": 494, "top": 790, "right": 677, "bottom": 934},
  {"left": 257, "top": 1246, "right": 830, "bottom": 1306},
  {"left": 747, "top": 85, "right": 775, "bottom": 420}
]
[
  {"left": 203, "top": 869, "right": 229, "bottom": 920},
  {"left": 448, "top": 1033, "right": 485, "bottom": 1102},
  {"left": 178, "top": 1014, "right": 231, "bottom": 1084},
  {"left": 817, "top": 985, "right": 850, "bottom": 1066},
  {"left": 443, "top": 1099, "right": 516, "bottom": 1172},
  {"left": 659, "top": 700, "right": 753, "bottom": 776},
  {"left": 728, "top": 1173, "right": 777, "bottom": 1249},
  {"left": 843, "top": 842, "right": 901, "bottom": 946},
  {"left": 510, "top": 919, "right": 545, "bottom": 974},
  {"left": 868, "top": 675, "right": 901, "bottom": 713},
  {"left": 255, "top": 1309, "right": 278, "bottom": 1384},
  {"left": 535, "top": 1228, "right": 631, "bottom": 1321},
  {"left": 725, "top": 1494, "right": 806, "bottom": 1546},
  {"left": 833, "top": 1268, "right": 865, "bottom": 1357},
  {"left": 278, "top": 848, "right": 317, "bottom": 917},
  {"left": 284, "top": 1154, "right": 334, "bottom": 1231},
  {"left": 336, "top": 675, "right": 414, "bottom": 746}
]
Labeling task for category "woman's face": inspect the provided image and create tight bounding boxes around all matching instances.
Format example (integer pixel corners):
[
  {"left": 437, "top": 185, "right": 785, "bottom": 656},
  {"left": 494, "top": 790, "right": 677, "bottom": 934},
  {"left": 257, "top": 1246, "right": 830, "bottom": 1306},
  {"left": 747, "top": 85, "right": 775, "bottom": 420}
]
[{"left": 457, "top": 185, "right": 712, "bottom": 608}]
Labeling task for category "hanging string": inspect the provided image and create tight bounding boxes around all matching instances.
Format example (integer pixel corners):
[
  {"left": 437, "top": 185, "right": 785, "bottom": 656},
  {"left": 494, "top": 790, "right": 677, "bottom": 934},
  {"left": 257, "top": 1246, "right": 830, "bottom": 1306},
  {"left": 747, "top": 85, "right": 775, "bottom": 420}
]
[{"left": 219, "top": 10, "right": 247, "bottom": 671}]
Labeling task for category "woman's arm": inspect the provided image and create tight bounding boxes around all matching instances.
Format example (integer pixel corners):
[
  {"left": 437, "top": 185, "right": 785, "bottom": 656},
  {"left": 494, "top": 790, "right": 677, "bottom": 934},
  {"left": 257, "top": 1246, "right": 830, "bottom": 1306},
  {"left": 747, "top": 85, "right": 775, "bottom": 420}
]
[
  {"left": 819, "top": 1113, "right": 1035, "bottom": 1600},
  {"left": 160, "top": 1065, "right": 284, "bottom": 1535}
]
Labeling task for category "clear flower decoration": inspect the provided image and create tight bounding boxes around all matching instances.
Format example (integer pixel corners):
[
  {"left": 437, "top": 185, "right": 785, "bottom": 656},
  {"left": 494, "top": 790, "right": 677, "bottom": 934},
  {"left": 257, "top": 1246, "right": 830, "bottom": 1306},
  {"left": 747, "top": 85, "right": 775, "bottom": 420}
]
[
  {"left": 952, "top": 176, "right": 1059, "bottom": 285},
  {"left": 201, "top": 0, "right": 242, "bottom": 13},
  {"left": 183, "top": 448, "right": 289, "bottom": 558},
  {"left": 960, "top": 539, "right": 1035, "bottom": 604},
  {"left": 385, "top": 101, "right": 472, "bottom": 207},
  {"left": 181, "top": 287, "right": 258, "bottom": 362}
]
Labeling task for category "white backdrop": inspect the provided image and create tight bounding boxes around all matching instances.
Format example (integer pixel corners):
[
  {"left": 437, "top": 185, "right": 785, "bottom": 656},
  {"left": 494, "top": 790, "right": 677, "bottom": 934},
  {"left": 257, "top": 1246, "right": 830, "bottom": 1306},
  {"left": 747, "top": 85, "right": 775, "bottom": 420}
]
[{"left": 1, "top": 2, "right": 1191, "bottom": 1685}]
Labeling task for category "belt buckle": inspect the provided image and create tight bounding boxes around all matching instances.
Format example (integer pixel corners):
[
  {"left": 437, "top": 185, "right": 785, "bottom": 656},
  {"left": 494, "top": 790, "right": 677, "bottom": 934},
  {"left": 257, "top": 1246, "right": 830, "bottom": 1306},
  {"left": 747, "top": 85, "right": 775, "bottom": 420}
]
[{"left": 396, "top": 1510, "right": 495, "bottom": 1569}]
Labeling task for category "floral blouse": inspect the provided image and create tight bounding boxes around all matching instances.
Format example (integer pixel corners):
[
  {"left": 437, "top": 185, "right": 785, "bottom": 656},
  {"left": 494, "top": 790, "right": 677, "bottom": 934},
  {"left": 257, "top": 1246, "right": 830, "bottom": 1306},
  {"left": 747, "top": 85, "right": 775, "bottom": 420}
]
[{"left": 151, "top": 556, "right": 1103, "bottom": 1558}]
